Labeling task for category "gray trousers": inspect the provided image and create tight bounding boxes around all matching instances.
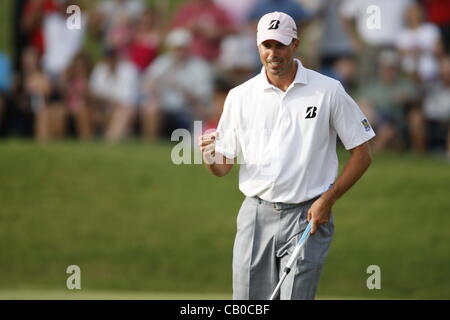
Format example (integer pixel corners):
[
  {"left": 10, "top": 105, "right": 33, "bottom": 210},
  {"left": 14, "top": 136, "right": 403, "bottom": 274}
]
[{"left": 232, "top": 196, "right": 334, "bottom": 300}]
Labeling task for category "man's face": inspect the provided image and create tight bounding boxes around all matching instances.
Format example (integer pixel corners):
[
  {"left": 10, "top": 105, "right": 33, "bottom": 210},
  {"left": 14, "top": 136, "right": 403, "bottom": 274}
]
[{"left": 258, "top": 39, "right": 299, "bottom": 77}]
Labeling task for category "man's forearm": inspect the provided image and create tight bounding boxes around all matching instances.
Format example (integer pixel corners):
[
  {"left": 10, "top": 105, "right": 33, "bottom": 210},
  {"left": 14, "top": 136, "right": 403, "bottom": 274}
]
[
  {"left": 204, "top": 162, "right": 233, "bottom": 177},
  {"left": 321, "top": 142, "right": 372, "bottom": 205},
  {"left": 203, "top": 153, "right": 235, "bottom": 177}
]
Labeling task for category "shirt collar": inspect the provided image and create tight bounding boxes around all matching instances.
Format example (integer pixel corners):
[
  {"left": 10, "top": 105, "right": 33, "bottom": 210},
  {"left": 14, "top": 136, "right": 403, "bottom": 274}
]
[{"left": 259, "top": 58, "right": 308, "bottom": 91}]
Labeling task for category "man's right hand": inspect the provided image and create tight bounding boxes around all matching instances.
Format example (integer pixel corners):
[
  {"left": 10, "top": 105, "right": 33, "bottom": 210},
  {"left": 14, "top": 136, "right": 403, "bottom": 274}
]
[
  {"left": 198, "top": 131, "right": 217, "bottom": 165},
  {"left": 198, "top": 131, "right": 235, "bottom": 177}
]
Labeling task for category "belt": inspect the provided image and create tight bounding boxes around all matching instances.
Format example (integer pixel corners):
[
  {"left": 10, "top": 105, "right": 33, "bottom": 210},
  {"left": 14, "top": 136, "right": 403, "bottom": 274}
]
[{"left": 252, "top": 195, "right": 319, "bottom": 210}]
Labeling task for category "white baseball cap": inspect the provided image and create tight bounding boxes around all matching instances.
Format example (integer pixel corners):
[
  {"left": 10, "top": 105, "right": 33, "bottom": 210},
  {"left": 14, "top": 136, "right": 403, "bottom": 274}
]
[{"left": 257, "top": 11, "right": 298, "bottom": 46}]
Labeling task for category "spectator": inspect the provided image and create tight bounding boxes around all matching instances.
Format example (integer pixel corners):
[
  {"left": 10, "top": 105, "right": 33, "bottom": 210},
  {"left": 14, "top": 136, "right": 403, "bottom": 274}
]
[
  {"left": 0, "top": 52, "right": 11, "bottom": 94},
  {"left": 90, "top": 0, "right": 145, "bottom": 55},
  {"left": 140, "top": 29, "right": 213, "bottom": 141},
  {"left": 318, "top": 0, "right": 354, "bottom": 68},
  {"left": 171, "top": 0, "right": 236, "bottom": 62},
  {"left": 42, "top": 0, "right": 86, "bottom": 80},
  {"left": 10, "top": 47, "right": 52, "bottom": 140},
  {"left": 58, "top": 52, "right": 93, "bottom": 140},
  {"left": 341, "top": 0, "right": 412, "bottom": 84},
  {"left": 247, "top": 0, "right": 310, "bottom": 25},
  {"left": 396, "top": 1, "right": 443, "bottom": 82},
  {"left": 287, "top": 0, "right": 320, "bottom": 67},
  {"left": 217, "top": 30, "right": 258, "bottom": 87},
  {"left": 127, "top": 9, "right": 161, "bottom": 73},
  {"left": 420, "top": 0, "right": 450, "bottom": 54},
  {"left": 203, "top": 77, "right": 233, "bottom": 133},
  {"left": 20, "top": 0, "right": 57, "bottom": 57},
  {"left": 12, "top": 0, "right": 31, "bottom": 72},
  {"left": 105, "top": 11, "right": 134, "bottom": 57},
  {"left": 90, "top": 47, "right": 139, "bottom": 142},
  {"left": 423, "top": 56, "right": 450, "bottom": 158},
  {"left": 96, "top": 0, "right": 145, "bottom": 22},
  {"left": 213, "top": 0, "right": 258, "bottom": 26},
  {"left": 358, "top": 50, "right": 423, "bottom": 152},
  {"left": 35, "top": 0, "right": 88, "bottom": 141},
  {"left": 321, "top": 55, "right": 358, "bottom": 94},
  {"left": 0, "top": 52, "right": 12, "bottom": 136}
]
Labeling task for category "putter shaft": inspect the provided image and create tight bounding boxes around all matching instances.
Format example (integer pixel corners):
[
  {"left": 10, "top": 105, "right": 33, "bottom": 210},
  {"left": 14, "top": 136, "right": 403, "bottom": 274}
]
[{"left": 269, "top": 221, "right": 313, "bottom": 300}]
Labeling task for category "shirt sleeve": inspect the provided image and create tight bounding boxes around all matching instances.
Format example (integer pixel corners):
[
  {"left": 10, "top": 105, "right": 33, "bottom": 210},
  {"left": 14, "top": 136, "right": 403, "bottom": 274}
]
[
  {"left": 331, "top": 82, "right": 376, "bottom": 150},
  {"left": 215, "top": 91, "right": 241, "bottom": 159}
]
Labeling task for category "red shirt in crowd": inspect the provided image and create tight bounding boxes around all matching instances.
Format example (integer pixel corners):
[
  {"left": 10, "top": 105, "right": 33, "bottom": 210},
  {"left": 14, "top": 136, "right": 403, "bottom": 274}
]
[
  {"left": 421, "top": 0, "right": 450, "bottom": 26},
  {"left": 127, "top": 34, "right": 160, "bottom": 72},
  {"left": 22, "top": 0, "right": 58, "bottom": 55},
  {"left": 171, "top": 0, "right": 235, "bottom": 61}
]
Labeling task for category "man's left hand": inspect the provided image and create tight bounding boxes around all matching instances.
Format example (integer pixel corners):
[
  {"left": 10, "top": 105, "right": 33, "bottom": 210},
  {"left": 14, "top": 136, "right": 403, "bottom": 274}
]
[{"left": 307, "top": 197, "right": 333, "bottom": 235}]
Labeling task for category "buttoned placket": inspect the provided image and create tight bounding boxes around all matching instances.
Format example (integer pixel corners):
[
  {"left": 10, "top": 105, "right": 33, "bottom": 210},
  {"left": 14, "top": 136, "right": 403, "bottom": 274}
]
[
  {"left": 268, "top": 83, "right": 300, "bottom": 189},
  {"left": 265, "top": 86, "right": 288, "bottom": 188}
]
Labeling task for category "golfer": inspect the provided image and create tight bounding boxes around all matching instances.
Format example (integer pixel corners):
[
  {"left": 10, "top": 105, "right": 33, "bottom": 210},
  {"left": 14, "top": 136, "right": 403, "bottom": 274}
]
[{"left": 199, "top": 11, "right": 375, "bottom": 300}]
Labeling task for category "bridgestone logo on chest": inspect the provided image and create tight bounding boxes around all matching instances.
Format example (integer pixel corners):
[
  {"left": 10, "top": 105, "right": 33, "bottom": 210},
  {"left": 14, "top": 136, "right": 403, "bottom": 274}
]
[{"left": 305, "top": 106, "right": 318, "bottom": 119}]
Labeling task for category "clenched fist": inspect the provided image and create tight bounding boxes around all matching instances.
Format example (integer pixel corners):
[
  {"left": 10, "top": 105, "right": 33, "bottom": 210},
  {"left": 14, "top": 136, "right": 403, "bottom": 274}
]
[{"left": 198, "top": 131, "right": 217, "bottom": 165}]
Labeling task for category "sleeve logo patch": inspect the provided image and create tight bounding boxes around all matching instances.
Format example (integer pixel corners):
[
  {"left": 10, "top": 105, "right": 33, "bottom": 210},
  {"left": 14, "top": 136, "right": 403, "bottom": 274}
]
[{"left": 362, "top": 119, "right": 371, "bottom": 132}]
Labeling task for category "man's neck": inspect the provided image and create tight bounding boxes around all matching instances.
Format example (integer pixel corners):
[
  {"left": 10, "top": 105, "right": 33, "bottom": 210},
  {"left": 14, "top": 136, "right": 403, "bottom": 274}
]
[{"left": 266, "top": 61, "right": 298, "bottom": 92}]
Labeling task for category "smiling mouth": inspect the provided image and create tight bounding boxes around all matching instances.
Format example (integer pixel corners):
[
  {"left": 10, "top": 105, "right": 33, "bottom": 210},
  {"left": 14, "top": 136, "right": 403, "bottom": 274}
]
[{"left": 268, "top": 61, "right": 282, "bottom": 67}]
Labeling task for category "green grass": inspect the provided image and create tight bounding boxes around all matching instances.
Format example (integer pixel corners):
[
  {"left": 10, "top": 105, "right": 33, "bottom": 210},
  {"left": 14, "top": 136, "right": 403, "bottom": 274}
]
[{"left": 0, "top": 139, "right": 449, "bottom": 299}]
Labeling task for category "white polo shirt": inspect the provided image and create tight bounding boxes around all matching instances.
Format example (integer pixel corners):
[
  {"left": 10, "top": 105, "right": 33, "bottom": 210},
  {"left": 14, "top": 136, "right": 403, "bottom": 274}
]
[{"left": 215, "top": 59, "right": 375, "bottom": 203}]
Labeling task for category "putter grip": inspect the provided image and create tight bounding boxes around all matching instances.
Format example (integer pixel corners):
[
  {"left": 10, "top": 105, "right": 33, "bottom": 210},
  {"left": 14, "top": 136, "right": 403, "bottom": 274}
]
[{"left": 284, "top": 222, "right": 312, "bottom": 270}]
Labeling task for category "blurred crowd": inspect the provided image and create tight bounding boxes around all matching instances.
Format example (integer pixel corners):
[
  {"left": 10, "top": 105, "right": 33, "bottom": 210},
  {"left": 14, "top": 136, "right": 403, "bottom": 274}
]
[{"left": 0, "top": 0, "right": 449, "bottom": 157}]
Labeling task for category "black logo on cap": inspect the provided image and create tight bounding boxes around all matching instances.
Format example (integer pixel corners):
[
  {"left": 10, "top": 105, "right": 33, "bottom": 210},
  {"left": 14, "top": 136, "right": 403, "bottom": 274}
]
[{"left": 268, "top": 20, "right": 280, "bottom": 30}]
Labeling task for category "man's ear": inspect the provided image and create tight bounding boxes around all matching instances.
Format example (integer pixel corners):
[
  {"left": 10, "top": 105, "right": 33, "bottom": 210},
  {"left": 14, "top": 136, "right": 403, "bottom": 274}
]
[{"left": 292, "top": 39, "right": 300, "bottom": 49}]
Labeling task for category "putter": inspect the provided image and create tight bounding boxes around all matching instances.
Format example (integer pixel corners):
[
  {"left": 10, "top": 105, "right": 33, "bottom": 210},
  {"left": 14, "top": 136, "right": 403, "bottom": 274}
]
[{"left": 269, "top": 221, "right": 313, "bottom": 300}]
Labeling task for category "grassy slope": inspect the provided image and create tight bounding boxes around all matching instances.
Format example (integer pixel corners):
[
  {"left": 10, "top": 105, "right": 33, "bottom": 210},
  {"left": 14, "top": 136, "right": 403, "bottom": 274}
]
[
  {"left": 321, "top": 151, "right": 450, "bottom": 299},
  {"left": 0, "top": 140, "right": 449, "bottom": 299},
  {"left": 0, "top": 140, "right": 240, "bottom": 295}
]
